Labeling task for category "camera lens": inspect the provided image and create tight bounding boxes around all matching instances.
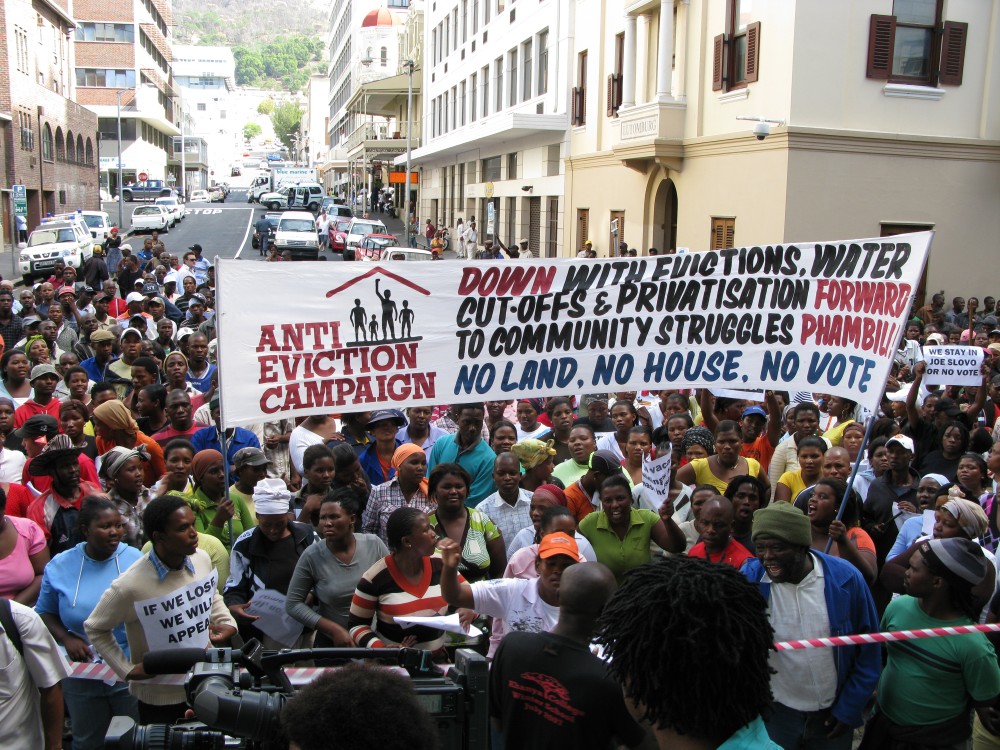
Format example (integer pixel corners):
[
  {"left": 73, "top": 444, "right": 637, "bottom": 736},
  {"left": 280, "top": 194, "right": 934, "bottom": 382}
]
[{"left": 130, "top": 724, "right": 227, "bottom": 750}]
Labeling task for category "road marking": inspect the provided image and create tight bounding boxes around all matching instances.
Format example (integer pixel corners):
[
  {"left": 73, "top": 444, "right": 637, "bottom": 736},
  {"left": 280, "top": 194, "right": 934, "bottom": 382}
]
[{"left": 234, "top": 208, "right": 255, "bottom": 260}]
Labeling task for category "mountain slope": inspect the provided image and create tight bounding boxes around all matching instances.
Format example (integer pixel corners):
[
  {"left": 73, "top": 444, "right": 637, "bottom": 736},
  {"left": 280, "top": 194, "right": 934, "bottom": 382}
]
[{"left": 171, "top": 0, "right": 327, "bottom": 47}]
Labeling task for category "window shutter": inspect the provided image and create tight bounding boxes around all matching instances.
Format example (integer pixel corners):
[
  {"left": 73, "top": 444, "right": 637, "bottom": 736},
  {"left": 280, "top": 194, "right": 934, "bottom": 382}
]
[
  {"left": 572, "top": 86, "right": 580, "bottom": 124},
  {"left": 939, "top": 21, "right": 968, "bottom": 86},
  {"left": 712, "top": 34, "right": 725, "bottom": 91},
  {"left": 607, "top": 74, "right": 622, "bottom": 117},
  {"left": 724, "top": 219, "right": 735, "bottom": 249},
  {"left": 614, "top": 74, "right": 622, "bottom": 109},
  {"left": 711, "top": 219, "right": 724, "bottom": 250},
  {"left": 866, "top": 14, "right": 895, "bottom": 80},
  {"left": 745, "top": 22, "right": 761, "bottom": 83}
]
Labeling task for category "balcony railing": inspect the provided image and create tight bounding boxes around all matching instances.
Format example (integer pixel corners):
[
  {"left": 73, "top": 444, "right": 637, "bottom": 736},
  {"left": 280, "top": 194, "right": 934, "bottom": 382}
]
[{"left": 346, "top": 122, "right": 421, "bottom": 152}]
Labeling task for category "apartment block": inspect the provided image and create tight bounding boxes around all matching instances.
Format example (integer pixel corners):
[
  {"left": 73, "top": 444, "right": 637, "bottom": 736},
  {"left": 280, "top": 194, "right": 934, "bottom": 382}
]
[{"left": 0, "top": 0, "right": 100, "bottom": 236}]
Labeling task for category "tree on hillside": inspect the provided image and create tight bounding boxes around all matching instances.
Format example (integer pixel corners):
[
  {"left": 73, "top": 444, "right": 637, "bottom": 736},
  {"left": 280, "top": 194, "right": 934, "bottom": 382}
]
[
  {"left": 233, "top": 46, "right": 264, "bottom": 87},
  {"left": 243, "top": 122, "right": 262, "bottom": 142},
  {"left": 257, "top": 98, "right": 275, "bottom": 115},
  {"left": 270, "top": 102, "right": 303, "bottom": 152}
]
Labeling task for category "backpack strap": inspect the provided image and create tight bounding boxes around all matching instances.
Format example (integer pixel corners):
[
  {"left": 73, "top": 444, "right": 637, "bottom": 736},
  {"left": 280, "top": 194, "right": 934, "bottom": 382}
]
[{"left": 0, "top": 597, "right": 24, "bottom": 659}]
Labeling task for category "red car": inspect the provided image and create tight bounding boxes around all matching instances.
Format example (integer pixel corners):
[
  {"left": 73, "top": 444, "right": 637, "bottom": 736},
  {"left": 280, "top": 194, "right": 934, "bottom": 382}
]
[{"left": 330, "top": 219, "right": 352, "bottom": 252}]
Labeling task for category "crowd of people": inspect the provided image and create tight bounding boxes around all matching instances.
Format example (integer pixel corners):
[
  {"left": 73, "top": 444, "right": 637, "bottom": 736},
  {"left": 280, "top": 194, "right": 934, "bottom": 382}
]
[{"left": 2, "top": 257, "right": 1000, "bottom": 750}]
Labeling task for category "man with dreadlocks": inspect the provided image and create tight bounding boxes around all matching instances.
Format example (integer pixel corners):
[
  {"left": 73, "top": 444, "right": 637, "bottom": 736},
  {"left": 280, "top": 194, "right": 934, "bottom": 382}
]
[
  {"left": 742, "top": 501, "right": 880, "bottom": 749},
  {"left": 595, "top": 555, "right": 779, "bottom": 748},
  {"left": 488, "top": 562, "right": 648, "bottom": 750}
]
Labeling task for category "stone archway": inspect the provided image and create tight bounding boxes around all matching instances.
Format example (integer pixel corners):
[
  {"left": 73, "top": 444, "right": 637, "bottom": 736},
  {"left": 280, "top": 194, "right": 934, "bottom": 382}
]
[{"left": 651, "top": 178, "right": 678, "bottom": 253}]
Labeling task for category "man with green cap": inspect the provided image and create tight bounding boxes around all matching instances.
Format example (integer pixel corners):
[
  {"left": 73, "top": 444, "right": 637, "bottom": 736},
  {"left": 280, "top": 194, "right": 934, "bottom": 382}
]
[{"left": 742, "top": 501, "right": 880, "bottom": 749}]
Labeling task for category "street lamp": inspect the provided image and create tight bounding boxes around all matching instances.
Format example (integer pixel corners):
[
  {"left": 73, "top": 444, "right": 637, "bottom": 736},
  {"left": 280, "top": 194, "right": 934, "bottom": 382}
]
[
  {"left": 360, "top": 56, "right": 373, "bottom": 216},
  {"left": 115, "top": 90, "right": 124, "bottom": 230},
  {"left": 402, "top": 59, "right": 415, "bottom": 247}
]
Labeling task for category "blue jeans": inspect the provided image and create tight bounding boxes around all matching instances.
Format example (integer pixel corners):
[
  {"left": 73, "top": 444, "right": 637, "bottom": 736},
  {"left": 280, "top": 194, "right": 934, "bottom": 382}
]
[
  {"left": 765, "top": 701, "right": 853, "bottom": 750},
  {"left": 62, "top": 677, "right": 139, "bottom": 750}
]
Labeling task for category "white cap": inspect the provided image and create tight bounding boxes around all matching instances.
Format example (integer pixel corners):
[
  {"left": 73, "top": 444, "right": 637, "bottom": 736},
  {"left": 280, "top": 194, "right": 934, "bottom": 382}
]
[{"left": 125, "top": 292, "right": 145, "bottom": 304}]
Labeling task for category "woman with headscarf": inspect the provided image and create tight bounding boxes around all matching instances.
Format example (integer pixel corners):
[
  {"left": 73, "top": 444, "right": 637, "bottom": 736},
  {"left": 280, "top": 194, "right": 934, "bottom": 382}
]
[
  {"left": 681, "top": 425, "right": 715, "bottom": 462},
  {"left": 361, "top": 443, "right": 432, "bottom": 544},
  {"left": 505, "top": 484, "right": 596, "bottom": 560},
  {"left": 511, "top": 438, "right": 557, "bottom": 493},
  {"left": 100, "top": 445, "right": 153, "bottom": 548},
  {"left": 185, "top": 449, "right": 255, "bottom": 551},
  {"left": 887, "top": 473, "right": 952, "bottom": 559},
  {"left": 93, "top": 398, "right": 166, "bottom": 486},
  {"left": 860, "top": 538, "right": 1000, "bottom": 750},
  {"left": 225, "top": 478, "right": 317, "bottom": 648},
  {"left": 515, "top": 398, "right": 548, "bottom": 441}
]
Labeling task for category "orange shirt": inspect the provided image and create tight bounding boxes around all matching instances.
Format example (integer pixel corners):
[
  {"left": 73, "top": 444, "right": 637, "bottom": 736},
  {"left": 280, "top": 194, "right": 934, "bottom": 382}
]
[
  {"left": 741, "top": 433, "right": 776, "bottom": 475},
  {"left": 565, "top": 481, "right": 595, "bottom": 523}
]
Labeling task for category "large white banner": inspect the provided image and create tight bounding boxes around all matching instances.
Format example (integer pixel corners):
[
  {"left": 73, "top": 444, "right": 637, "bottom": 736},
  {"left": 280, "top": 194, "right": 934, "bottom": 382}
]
[{"left": 216, "top": 233, "right": 932, "bottom": 428}]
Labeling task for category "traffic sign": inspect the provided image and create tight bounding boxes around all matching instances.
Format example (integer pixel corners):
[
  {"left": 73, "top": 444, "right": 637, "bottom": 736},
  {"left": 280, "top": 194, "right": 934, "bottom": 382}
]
[
  {"left": 138, "top": 172, "right": 148, "bottom": 182},
  {"left": 485, "top": 182, "right": 495, "bottom": 199},
  {"left": 12, "top": 184, "right": 27, "bottom": 216}
]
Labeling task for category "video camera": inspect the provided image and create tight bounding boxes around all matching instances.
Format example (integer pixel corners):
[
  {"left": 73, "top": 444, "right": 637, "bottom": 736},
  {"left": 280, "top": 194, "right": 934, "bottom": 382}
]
[{"left": 104, "top": 640, "right": 489, "bottom": 750}]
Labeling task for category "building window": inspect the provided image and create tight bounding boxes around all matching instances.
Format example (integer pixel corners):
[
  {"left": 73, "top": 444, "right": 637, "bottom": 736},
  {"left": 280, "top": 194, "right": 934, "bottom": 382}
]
[
  {"left": 495, "top": 57, "right": 504, "bottom": 111},
  {"left": 460, "top": 81, "right": 467, "bottom": 126},
  {"left": 453, "top": 9, "right": 459, "bottom": 51},
  {"left": 462, "top": 0, "right": 468, "bottom": 42},
  {"left": 482, "top": 65, "right": 490, "bottom": 117},
  {"left": 85, "top": 138, "right": 94, "bottom": 165},
  {"left": 712, "top": 1, "right": 761, "bottom": 92},
  {"left": 573, "top": 51, "right": 587, "bottom": 126},
  {"left": 577, "top": 208, "right": 589, "bottom": 251},
  {"left": 472, "top": 0, "right": 479, "bottom": 33},
  {"left": 470, "top": 73, "right": 478, "bottom": 121},
  {"left": 508, "top": 49, "right": 517, "bottom": 106},
  {"left": 445, "top": 16, "right": 450, "bottom": 54},
  {"left": 710, "top": 217, "right": 735, "bottom": 250},
  {"left": 451, "top": 86, "right": 458, "bottom": 128},
  {"left": 197, "top": 103, "right": 206, "bottom": 111},
  {"left": 506, "top": 152, "right": 517, "bottom": 179},
  {"left": 219, "top": 110, "right": 226, "bottom": 119},
  {"left": 867, "top": 1, "right": 967, "bottom": 85},
  {"left": 54, "top": 127, "right": 65, "bottom": 159},
  {"left": 15, "top": 28, "right": 29, "bottom": 74},
  {"left": 41, "top": 123, "right": 53, "bottom": 161},
  {"left": 482, "top": 156, "right": 501, "bottom": 181},
  {"left": 380, "top": 47, "right": 387, "bottom": 67},
  {"left": 537, "top": 30, "right": 548, "bottom": 95},
  {"left": 608, "top": 33, "right": 624, "bottom": 117},
  {"left": 75, "top": 23, "right": 135, "bottom": 43},
  {"left": 432, "top": 29, "right": 438, "bottom": 65},
  {"left": 484, "top": 0, "right": 491, "bottom": 24},
  {"left": 75, "top": 68, "right": 136, "bottom": 87},
  {"left": 521, "top": 40, "right": 532, "bottom": 102}
]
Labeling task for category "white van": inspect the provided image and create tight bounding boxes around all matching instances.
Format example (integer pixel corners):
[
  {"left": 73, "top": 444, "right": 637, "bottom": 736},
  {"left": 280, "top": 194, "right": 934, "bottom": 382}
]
[
  {"left": 275, "top": 211, "right": 320, "bottom": 261},
  {"left": 21, "top": 219, "right": 94, "bottom": 285}
]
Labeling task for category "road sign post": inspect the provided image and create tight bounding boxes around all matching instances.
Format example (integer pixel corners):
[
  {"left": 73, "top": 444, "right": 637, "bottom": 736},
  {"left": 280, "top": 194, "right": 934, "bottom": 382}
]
[{"left": 486, "top": 201, "right": 495, "bottom": 247}]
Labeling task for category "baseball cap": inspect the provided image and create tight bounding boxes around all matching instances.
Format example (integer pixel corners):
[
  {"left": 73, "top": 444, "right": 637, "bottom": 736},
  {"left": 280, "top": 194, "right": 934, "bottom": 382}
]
[
  {"left": 147, "top": 296, "right": 164, "bottom": 307},
  {"left": 886, "top": 435, "right": 915, "bottom": 453},
  {"left": 90, "top": 329, "right": 115, "bottom": 343},
  {"left": 233, "top": 447, "right": 269, "bottom": 469},
  {"left": 176, "top": 327, "right": 196, "bottom": 341},
  {"left": 119, "top": 328, "right": 143, "bottom": 343},
  {"left": 189, "top": 293, "right": 207, "bottom": 307},
  {"left": 742, "top": 405, "right": 767, "bottom": 419},
  {"left": 537, "top": 532, "right": 584, "bottom": 561},
  {"left": 125, "top": 292, "right": 145, "bottom": 304},
  {"left": 934, "top": 397, "right": 962, "bottom": 417},
  {"left": 13, "top": 414, "right": 59, "bottom": 440},
  {"left": 129, "top": 315, "right": 148, "bottom": 328},
  {"left": 990, "top": 329, "right": 1000, "bottom": 337},
  {"left": 367, "top": 409, "right": 407, "bottom": 428},
  {"left": 519, "top": 238, "right": 529, "bottom": 244},
  {"left": 584, "top": 240, "right": 593, "bottom": 246},
  {"left": 57, "top": 286, "right": 76, "bottom": 297},
  {"left": 141, "top": 282, "right": 160, "bottom": 296},
  {"left": 189, "top": 244, "right": 203, "bottom": 253},
  {"left": 29, "top": 364, "right": 59, "bottom": 382},
  {"left": 588, "top": 450, "right": 621, "bottom": 474}
]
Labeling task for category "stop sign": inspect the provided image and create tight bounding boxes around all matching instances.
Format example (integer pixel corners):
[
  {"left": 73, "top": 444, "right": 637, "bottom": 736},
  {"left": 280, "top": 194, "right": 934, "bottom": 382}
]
[{"left": 138, "top": 172, "right": 148, "bottom": 182}]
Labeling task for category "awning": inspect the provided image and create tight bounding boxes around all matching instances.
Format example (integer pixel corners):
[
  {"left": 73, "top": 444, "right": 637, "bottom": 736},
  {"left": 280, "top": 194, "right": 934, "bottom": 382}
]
[{"left": 345, "top": 72, "right": 419, "bottom": 116}]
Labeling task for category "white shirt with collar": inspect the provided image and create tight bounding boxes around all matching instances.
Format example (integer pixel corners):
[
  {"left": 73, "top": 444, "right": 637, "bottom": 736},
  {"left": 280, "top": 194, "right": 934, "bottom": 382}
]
[{"left": 475, "top": 488, "right": 533, "bottom": 545}]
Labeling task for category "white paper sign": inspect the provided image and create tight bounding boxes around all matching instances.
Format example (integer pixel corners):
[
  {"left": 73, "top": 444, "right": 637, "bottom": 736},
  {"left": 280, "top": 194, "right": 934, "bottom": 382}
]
[
  {"left": 216, "top": 233, "right": 933, "bottom": 427},
  {"left": 393, "top": 612, "right": 484, "bottom": 637},
  {"left": 245, "top": 589, "right": 304, "bottom": 647},
  {"left": 641, "top": 447, "right": 673, "bottom": 509},
  {"left": 709, "top": 388, "right": 765, "bottom": 401},
  {"left": 134, "top": 570, "right": 217, "bottom": 651},
  {"left": 921, "top": 509, "right": 936, "bottom": 537},
  {"left": 922, "top": 346, "right": 984, "bottom": 387}
]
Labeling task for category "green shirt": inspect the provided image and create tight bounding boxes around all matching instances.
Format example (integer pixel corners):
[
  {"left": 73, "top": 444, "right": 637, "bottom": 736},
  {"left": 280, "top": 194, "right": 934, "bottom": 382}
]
[
  {"left": 578, "top": 508, "right": 661, "bottom": 583},
  {"left": 428, "top": 508, "right": 500, "bottom": 583},
  {"left": 188, "top": 488, "right": 257, "bottom": 551},
  {"left": 878, "top": 595, "right": 1000, "bottom": 726}
]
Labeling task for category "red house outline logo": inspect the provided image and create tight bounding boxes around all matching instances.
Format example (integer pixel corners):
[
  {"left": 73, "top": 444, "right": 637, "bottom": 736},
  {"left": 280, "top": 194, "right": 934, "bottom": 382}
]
[{"left": 326, "top": 267, "right": 431, "bottom": 298}]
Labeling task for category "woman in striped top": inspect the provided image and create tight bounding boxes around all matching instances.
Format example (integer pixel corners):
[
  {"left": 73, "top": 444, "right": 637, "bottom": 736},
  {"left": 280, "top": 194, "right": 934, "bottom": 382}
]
[{"left": 348, "top": 507, "right": 468, "bottom": 651}]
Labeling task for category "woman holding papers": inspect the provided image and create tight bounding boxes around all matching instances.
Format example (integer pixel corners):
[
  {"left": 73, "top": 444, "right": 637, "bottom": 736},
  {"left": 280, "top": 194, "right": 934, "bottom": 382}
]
[
  {"left": 224, "top": 479, "right": 318, "bottom": 648},
  {"left": 287, "top": 491, "right": 388, "bottom": 647}
]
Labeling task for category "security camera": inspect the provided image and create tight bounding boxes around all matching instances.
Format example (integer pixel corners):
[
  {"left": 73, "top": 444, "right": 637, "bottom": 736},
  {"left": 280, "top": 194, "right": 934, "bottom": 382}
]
[{"left": 753, "top": 121, "right": 770, "bottom": 140}]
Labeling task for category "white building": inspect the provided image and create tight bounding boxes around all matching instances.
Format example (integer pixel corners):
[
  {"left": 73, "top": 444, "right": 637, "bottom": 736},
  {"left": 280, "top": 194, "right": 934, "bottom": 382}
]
[
  {"left": 171, "top": 45, "right": 237, "bottom": 182},
  {"left": 410, "top": 0, "right": 569, "bottom": 256},
  {"left": 303, "top": 74, "right": 329, "bottom": 169}
]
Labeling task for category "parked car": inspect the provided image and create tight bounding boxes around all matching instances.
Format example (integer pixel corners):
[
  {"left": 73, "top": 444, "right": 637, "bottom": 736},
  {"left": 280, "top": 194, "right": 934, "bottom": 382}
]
[
  {"left": 154, "top": 197, "right": 185, "bottom": 226},
  {"left": 231, "top": 166, "right": 242, "bottom": 177},
  {"left": 131, "top": 205, "right": 171, "bottom": 233},
  {"left": 20, "top": 219, "right": 94, "bottom": 285},
  {"left": 209, "top": 186, "right": 226, "bottom": 203},
  {"left": 345, "top": 217, "right": 388, "bottom": 249},
  {"left": 189, "top": 189, "right": 210, "bottom": 202},
  {"left": 357, "top": 234, "right": 401, "bottom": 260},
  {"left": 320, "top": 197, "right": 352, "bottom": 216},
  {"left": 376, "top": 248, "right": 434, "bottom": 262},
  {"left": 275, "top": 211, "right": 320, "bottom": 261},
  {"left": 252, "top": 212, "right": 282, "bottom": 250},
  {"left": 330, "top": 219, "right": 352, "bottom": 252}
]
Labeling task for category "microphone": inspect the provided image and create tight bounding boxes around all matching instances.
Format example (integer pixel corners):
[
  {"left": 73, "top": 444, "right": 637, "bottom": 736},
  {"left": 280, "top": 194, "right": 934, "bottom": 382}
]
[{"left": 143, "top": 647, "right": 243, "bottom": 675}]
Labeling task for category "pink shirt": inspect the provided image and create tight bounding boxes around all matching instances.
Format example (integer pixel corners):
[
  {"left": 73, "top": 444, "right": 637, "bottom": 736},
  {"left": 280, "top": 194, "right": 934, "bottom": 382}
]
[
  {"left": 504, "top": 545, "right": 541, "bottom": 580},
  {"left": 0, "top": 515, "right": 46, "bottom": 598}
]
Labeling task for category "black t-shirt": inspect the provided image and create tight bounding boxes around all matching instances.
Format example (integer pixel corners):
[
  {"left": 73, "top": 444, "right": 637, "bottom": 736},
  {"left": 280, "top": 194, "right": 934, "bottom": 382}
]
[
  {"left": 915, "top": 450, "right": 960, "bottom": 483},
  {"left": 489, "top": 631, "right": 646, "bottom": 750}
]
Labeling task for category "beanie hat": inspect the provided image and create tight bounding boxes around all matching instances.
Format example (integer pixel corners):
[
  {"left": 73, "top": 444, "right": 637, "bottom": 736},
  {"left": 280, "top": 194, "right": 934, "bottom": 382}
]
[
  {"left": 922, "top": 538, "right": 990, "bottom": 588},
  {"left": 751, "top": 501, "right": 812, "bottom": 547}
]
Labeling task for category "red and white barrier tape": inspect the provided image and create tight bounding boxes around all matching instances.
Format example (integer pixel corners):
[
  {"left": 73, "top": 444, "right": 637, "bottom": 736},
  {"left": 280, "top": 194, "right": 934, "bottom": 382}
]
[
  {"left": 69, "top": 663, "right": 347, "bottom": 685},
  {"left": 774, "top": 622, "right": 1000, "bottom": 651}
]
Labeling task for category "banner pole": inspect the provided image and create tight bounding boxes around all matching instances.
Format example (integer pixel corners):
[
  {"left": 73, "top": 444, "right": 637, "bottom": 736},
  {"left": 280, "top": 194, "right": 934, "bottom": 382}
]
[{"left": 212, "top": 255, "right": 234, "bottom": 547}]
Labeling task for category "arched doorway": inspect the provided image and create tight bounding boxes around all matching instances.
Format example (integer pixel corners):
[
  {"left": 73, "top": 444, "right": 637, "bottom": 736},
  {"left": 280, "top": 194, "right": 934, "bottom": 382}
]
[{"left": 651, "top": 179, "right": 678, "bottom": 253}]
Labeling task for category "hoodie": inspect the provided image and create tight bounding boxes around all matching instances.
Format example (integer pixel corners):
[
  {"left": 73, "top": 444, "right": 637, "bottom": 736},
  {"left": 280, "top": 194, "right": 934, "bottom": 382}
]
[{"left": 35, "top": 540, "right": 143, "bottom": 655}]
